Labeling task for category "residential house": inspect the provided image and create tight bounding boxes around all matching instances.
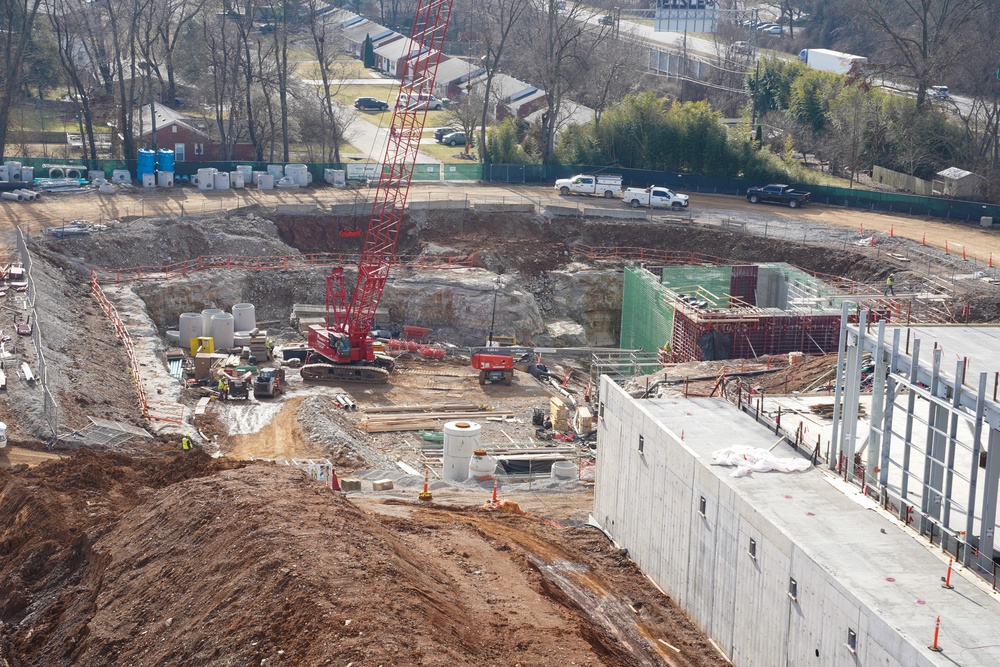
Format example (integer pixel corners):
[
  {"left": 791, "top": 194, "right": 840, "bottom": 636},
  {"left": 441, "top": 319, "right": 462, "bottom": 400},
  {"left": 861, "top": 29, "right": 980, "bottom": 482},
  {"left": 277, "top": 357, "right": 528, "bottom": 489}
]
[
  {"left": 525, "top": 99, "right": 595, "bottom": 135},
  {"left": 136, "top": 105, "right": 255, "bottom": 162},
  {"left": 341, "top": 17, "right": 394, "bottom": 58},
  {"left": 374, "top": 35, "right": 424, "bottom": 78},
  {"left": 433, "top": 57, "right": 485, "bottom": 100}
]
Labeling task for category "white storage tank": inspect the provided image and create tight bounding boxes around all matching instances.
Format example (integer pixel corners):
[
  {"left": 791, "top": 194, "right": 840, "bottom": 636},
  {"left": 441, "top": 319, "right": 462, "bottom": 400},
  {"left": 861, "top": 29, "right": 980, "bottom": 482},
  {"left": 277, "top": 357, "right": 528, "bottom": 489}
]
[
  {"left": 236, "top": 165, "right": 253, "bottom": 179},
  {"left": 285, "top": 164, "right": 309, "bottom": 187},
  {"left": 197, "top": 168, "right": 217, "bottom": 191},
  {"left": 213, "top": 171, "right": 230, "bottom": 190},
  {"left": 252, "top": 170, "right": 265, "bottom": 185},
  {"left": 230, "top": 171, "right": 245, "bottom": 189},
  {"left": 232, "top": 303, "right": 256, "bottom": 332},
  {"left": 267, "top": 164, "right": 283, "bottom": 179},
  {"left": 111, "top": 169, "right": 131, "bottom": 184},
  {"left": 201, "top": 308, "right": 224, "bottom": 336},
  {"left": 5, "top": 161, "right": 21, "bottom": 181},
  {"left": 157, "top": 171, "right": 174, "bottom": 188},
  {"left": 179, "top": 312, "right": 202, "bottom": 350},
  {"left": 258, "top": 174, "right": 274, "bottom": 190},
  {"left": 142, "top": 172, "right": 156, "bottom": 188},
  {"left": 20, "top": 166, "right": 33, "bottom": 183},
  {"left": 442, "top": 421, "right": 482, "bottom": 482},
  {"left": 211, "top": 313, "right": 235, "bottom": 351},
  {"left": 469, "top": 449, "right": 496, "bottom": 481}
]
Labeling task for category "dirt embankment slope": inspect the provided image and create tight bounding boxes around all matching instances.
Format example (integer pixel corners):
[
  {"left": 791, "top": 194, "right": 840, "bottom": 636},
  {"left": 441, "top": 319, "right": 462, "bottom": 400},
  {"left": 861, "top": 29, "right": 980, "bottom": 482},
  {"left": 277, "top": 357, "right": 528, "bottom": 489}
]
[{"left": 0, "top": 450, "right": 725, "bottom": 667}]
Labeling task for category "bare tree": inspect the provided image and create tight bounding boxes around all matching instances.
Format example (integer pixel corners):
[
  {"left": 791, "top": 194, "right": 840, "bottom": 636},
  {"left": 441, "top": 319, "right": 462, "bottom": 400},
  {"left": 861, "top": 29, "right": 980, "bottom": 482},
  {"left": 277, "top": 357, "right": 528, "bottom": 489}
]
[
  {"left": 0, "top": 0, "right": 44, "bottom": 157},
  {"left": 156, "top": 0, "right": 208, "bottom": 107},
  {"left": 266, "top": 0, "right": 295, "bottom": 162},
  {"left": 515, "top": 1, "right": 611, "bottom": 164},
  {"left": 202, "top": 12, "right": 246, "bottom": 159},
  {"left": 445, "top": 89, "right": 484, "bottom": 157},
  {"left": 47, "top": 0, "right": 101, "bottom": 161},
  {"left": 580, "top": 31, "right": 645, "bottom": 132},
  {"left": 855, "top": 0, "right": 985, "bottom": 109},
  {"left": 473, "top": 0, "right": 532, "bottom": 163},
  {"left": 305, "top": 0, "right": 354, "bottom": 163}
]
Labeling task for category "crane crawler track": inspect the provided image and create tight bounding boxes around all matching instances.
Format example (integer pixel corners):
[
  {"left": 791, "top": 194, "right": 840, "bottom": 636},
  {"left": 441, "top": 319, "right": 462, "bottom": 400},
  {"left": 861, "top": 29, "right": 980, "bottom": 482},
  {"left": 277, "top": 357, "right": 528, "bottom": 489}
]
[{"left": 300, "top": 363, "right": 391, "bottom": 384}]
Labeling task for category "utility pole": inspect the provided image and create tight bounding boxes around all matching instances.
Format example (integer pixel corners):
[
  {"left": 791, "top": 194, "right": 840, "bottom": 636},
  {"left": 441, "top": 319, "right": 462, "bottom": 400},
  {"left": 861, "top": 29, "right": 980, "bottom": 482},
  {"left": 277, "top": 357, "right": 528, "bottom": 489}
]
[{"left": 751, "top": 60, "right": 760, "bottom": 129}]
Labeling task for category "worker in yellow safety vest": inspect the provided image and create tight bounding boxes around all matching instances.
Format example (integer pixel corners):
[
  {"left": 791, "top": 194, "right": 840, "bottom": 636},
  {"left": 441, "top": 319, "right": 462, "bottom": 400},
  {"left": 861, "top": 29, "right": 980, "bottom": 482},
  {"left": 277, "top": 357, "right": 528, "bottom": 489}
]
[
  {"left": 266, "top": 339, "right": 274, "bottom": 359},
  {"left": 181, "top": 435, "right": 193, "bottom": 452},
  {"left": 884, "top": 273, "right": 895, "bottom": 296},
  {"left": 217, "top": 376, "right": 228, "bottom": 398}
]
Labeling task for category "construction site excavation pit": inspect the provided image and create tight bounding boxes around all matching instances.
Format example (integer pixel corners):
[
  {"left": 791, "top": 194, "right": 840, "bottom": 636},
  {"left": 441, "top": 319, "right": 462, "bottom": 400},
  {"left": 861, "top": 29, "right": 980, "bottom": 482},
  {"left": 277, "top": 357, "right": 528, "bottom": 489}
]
[{"left": 3, "top": 204, "right": 1000, "bottom": 665}]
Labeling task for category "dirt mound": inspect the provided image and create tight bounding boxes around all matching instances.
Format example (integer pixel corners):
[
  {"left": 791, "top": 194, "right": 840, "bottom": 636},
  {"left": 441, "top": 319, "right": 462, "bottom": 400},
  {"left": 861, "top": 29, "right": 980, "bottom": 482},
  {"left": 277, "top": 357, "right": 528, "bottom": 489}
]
[{"left": 0, "top": 452, "right": 726, "bottom": 667}]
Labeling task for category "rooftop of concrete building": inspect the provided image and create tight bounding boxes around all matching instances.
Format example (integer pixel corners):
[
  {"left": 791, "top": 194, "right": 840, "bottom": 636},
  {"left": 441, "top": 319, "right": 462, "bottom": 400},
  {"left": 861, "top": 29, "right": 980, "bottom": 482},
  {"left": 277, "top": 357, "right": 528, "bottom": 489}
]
[{"left": 636, "top": 393, "right": 1000, "bottom": 665}]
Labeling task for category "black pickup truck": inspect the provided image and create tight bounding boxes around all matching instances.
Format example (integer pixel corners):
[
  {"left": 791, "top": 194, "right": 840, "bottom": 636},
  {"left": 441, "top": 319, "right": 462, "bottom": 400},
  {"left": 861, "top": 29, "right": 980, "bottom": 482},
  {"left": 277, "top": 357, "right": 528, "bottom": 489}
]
[{"left": 746, "top": 184, "right": 811, "bottom": 208}]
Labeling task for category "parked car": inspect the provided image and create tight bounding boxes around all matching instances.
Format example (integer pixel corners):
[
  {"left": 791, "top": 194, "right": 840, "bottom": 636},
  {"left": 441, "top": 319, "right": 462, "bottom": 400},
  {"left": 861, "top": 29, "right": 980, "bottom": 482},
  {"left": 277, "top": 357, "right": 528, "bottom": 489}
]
[
  {"left": 729, "top": 41, "right": 752, "bottom": 55},
  {"left": 762, "top": 24, "right": 783, "bottom": 35},
  {"left": 746, "top": 184, "right": 811, "bottom": 208},
  {"left": 439, "top": 131, "right": 470, "bottom": 147},
  {"left": 433, "top": 126, "right": 458, "bottom": 141},
  {"left": 928, "top": 86, "right": 950, "bottom": 100},
  {"left": 599, "top": 14, "right": 615, "bottom": 25},
  {"left": 355, "top": 97, "right": 389, "bottom": 111},
  {"left": 396, "top": 93, "right": 444, "bottom": 110}
]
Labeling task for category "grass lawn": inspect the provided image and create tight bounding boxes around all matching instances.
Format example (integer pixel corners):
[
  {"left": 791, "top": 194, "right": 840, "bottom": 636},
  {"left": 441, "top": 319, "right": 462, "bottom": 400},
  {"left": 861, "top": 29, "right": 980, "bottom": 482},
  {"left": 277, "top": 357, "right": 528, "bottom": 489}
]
[
  {"left": 332, "top": 84, "right": 402, "bottom": 106},
  {"left": 418, "top": 140, "right": 478, "bottom": 163}
]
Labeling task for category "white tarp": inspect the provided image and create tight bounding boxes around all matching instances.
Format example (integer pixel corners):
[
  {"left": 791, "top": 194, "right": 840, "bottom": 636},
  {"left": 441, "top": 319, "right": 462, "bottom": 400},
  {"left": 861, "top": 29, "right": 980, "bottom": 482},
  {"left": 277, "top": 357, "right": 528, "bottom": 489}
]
[{"left": 712, "top": 445, "right": 812, "bottom": 477}]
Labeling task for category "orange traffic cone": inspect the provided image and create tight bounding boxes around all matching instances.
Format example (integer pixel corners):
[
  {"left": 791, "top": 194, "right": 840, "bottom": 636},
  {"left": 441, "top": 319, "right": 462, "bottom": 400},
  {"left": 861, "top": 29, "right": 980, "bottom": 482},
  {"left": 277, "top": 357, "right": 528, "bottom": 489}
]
[
  {"left": 890, "top": 224, "right": 894, "bottom": 237},
  {"left": 929, "top": 615, "right": 943, "bottom": 652},
  {"left": 962, "top": 247, "right": 967, "bottom": 261},
  {"left": 922, "top": 233, "right": 926, "bottom": 245},
  {"left": 491, "top": 478, "right": 498, "bottom": 505},
  {"left": 945, "top": 240, "right": 950, "bottom": 255},
  {"left": 870, "top": 235, "right": 875, "bottom": 247},
  {"left": 990, "top": 253, "right": 994, "bottom": 268},
  {"left": 419, "top": 467, "right": 432, "bottom": 501}
]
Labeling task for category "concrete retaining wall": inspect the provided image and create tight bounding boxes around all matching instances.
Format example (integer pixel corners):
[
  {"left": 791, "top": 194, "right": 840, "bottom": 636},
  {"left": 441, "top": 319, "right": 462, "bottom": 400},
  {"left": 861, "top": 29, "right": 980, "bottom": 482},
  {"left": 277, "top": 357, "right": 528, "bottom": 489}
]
[
  {"left": 583, "top": 207, "right": 648, "bottom": 220},
  {"left": 330, "top": 202, "right": 373, "bottom": 216},
  {"left": 471, "top": 203, "right": 535, "bottom": 213},
  {"left": 275, "top": 204, "right": 319, "bottom": 215},
  {"left": 594, "top": 379, "right": 937, "bottom": 667},
  {"left": 408, "top": 199, "right": 467, "bottom": 211},
  {"left": 544, "top": 205, "right": 581, "bottom": 217}
]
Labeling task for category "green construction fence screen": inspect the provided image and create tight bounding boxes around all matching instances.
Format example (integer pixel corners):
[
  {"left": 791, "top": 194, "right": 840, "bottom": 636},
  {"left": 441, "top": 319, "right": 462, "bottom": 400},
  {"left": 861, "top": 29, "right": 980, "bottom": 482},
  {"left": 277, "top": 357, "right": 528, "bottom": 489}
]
[{"left": 621, "top": 267, "right": 674, "bottom": 358}]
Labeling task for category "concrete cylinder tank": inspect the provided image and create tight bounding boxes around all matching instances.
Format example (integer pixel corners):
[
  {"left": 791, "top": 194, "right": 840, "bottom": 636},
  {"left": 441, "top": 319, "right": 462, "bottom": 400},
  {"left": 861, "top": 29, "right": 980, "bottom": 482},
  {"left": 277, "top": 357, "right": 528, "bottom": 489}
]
[
  {"left": 258, "top": 174, "right": 274, "bottom": 190},
  {"left": 137, "top": 149, "right": 156, "bottom": 179},
  {"left": 197, "top": 168, "right": 217, "bottom": 191},
  {"left": 20, "top": 166, "right": 33, "bottom": 183},
  {"left": 442, "top": 421, "right": 482, "bottom": 482},
  {"left": 213, "top": 171, "right": 230, "bottom": 190},
  {"left": 157, "top": 148, "right": 175, "bottom": 173},
  {"left": 157, "top": 171, "right": 174, "bottom": 188},
  {"left": 550, "top": 460, "right": 577, "bottom": 480},
  {"left": 201, "top": 308, "right": 223, "bottom": 336},
  {"left": 469, "top": 449, "right": 496, "bottom": 481},
  {"left": 211, "top": 313, "right": 235, "bottom": 351},
  {"left": 232, "top": 303, "right": 256, "bottom": 332},
  {"left": 179, "top": 312, "right": 202, "bottom": 350}
]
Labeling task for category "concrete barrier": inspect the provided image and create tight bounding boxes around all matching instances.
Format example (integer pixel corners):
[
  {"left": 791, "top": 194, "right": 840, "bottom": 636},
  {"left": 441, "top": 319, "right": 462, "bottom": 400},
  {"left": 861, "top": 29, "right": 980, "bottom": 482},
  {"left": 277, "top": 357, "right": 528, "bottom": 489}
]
[
  {"left": 544, "top": 205, "right": 581, "bottom": 217},
  {"left": 275, "top": 204, "right": 319, "bottom": 215},
  {"left": 331, "top": 202, "right": 373, "bottom": 216},
  {"left": 584, "top": 207, "right": 649, "bottom": 220},
  {"left": 472, "top": 203, "right": 535, "bottom": 213},
  {"left": 408, "top": 199, "right": 467, "bottom": 211}
]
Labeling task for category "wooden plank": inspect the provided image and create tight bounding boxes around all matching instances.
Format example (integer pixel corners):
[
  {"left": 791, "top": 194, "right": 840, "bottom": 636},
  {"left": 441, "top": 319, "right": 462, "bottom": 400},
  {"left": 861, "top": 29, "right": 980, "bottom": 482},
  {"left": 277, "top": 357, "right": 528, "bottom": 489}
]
[
  {"left": 194, "top": 397, "right": 211, "bottom": 416},
  {"left": 364, "top": 403, "right": 482, "bottom": 414}
]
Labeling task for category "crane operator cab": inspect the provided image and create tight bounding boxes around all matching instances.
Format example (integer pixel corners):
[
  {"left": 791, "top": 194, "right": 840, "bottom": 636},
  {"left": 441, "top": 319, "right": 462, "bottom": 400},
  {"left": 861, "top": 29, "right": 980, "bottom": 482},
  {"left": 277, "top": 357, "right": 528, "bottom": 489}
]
[{"left": 331, "top": 332, "right": 351, "bottom": 359}]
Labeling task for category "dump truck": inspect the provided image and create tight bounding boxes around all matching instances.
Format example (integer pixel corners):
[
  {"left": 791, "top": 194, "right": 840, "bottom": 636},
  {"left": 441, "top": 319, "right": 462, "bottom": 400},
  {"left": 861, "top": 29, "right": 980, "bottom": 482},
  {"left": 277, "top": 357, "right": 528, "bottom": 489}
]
[
  {"left": 622, "top": 186, "right": 689, "bottom": 209},
  {"left": 554, "top": 174, "right": 623, "bottom": 197},
  {"left": 798, "top": 49, "right": 867, "bottom": 75},
  {"left": 253, "top": 368, "right": 285, "bottom": 398}
]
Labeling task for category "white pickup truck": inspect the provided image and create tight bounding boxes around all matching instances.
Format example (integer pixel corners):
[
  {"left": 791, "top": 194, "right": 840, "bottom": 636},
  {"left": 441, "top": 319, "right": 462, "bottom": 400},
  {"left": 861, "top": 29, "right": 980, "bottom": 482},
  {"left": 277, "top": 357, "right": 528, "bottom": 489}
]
[
  {"left": 623, "top": 186, "right": 689, "bottom": 210},
  {"left": 555, "top": 174, "right": 623, "bottom": 197}
]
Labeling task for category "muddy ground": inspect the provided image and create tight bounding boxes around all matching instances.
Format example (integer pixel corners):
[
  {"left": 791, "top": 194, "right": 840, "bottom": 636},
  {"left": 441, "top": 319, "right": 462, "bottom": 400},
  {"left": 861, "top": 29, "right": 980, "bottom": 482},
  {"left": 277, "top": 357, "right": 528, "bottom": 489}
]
[{"left": 2, "top": 198, "right": 1000, "bottom": 665}]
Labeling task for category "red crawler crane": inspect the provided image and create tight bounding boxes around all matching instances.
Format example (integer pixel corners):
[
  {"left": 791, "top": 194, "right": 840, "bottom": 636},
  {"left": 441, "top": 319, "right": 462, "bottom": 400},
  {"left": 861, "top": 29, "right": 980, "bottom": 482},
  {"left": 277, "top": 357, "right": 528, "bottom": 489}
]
[{"left": 303, "top": 0, "right": 454, "bottom": 383}]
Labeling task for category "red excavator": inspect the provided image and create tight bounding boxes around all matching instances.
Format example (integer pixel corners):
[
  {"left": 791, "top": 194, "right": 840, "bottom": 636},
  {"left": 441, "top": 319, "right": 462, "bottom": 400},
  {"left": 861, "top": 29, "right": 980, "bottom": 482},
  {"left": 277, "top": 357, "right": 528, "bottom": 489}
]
[{"left": 302, "top": 0, "right": 454, "bottom": 384}]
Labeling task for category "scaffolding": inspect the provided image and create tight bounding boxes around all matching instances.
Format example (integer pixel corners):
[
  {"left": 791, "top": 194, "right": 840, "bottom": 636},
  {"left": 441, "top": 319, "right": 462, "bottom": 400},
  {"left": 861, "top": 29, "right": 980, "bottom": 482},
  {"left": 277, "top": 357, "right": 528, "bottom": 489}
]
[{"left": 621, "top": 262, "right": 907, "bottom": 363}]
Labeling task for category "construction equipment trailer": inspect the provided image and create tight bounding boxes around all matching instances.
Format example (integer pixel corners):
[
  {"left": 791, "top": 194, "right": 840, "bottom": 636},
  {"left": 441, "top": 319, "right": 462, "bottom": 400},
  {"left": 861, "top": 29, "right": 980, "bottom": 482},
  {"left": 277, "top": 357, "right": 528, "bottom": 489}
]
[{"left": 302, "top": 0, "right": 454, "bottom": 384}]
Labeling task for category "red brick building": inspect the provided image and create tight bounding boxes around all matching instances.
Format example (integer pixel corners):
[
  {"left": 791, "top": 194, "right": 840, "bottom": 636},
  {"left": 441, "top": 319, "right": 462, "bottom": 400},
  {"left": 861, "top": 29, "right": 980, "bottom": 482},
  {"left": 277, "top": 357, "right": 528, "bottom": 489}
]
[{"left": 136, "top": 105, "right": 256, "bottom": 162}]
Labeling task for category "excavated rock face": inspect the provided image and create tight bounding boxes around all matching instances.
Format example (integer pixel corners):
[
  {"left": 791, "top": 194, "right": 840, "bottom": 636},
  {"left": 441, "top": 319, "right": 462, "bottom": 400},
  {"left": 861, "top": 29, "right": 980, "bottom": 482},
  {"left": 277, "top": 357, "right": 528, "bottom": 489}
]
[{"left": 380, "top": 268, "right": 546, "bottom": 343}]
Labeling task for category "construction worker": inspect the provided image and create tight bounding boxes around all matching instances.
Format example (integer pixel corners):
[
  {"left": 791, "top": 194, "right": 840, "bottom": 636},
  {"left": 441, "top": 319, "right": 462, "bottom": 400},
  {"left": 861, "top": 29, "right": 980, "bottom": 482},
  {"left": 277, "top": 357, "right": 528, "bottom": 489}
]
[
  {"left": 265, "top": 338, "right": 274, "bottom": 360},
  {"left": 884, "top": 273, "right": 895, "bottom": 296},
  {"left": 338, "top": 335, "right": 350, "bottom": 358},
  {"left": 181, "top": 435, "right": 193, "bottom": 452},
  {"left": 217, "top": 375, "right": 228, "bottom": 398}
]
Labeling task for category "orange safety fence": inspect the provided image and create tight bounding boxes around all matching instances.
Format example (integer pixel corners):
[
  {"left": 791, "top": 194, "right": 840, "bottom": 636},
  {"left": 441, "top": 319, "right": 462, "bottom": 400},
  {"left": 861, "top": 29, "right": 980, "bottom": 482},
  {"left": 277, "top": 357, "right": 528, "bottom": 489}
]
[{"left": 91, "top": 252, "right": 477, "bottom": 284}]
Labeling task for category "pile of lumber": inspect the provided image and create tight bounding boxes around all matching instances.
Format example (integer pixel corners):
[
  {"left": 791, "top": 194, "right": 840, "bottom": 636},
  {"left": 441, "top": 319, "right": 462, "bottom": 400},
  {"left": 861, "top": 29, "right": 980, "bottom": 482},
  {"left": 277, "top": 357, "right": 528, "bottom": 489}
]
[
  {"left": 810, "top": 403, "right": 867, "bottom": 419},
  {"left": 362, "top": 403, "right": 512, "bottom": 433}
]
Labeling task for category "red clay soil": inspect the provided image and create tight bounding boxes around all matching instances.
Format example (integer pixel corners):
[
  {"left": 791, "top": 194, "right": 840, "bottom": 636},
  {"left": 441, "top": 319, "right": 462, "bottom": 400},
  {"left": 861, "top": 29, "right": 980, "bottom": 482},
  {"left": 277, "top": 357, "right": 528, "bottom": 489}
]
[{"left": 0, "top": 449, "right": 727, "bottom": 667}]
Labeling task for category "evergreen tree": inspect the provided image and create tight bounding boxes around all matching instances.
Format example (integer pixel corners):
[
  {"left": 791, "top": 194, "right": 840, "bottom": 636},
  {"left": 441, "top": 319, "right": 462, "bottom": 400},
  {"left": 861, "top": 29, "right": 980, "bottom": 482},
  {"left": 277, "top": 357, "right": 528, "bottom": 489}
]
[{"left": 362, "top": 34, "right": 375, "bottom": 68}]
